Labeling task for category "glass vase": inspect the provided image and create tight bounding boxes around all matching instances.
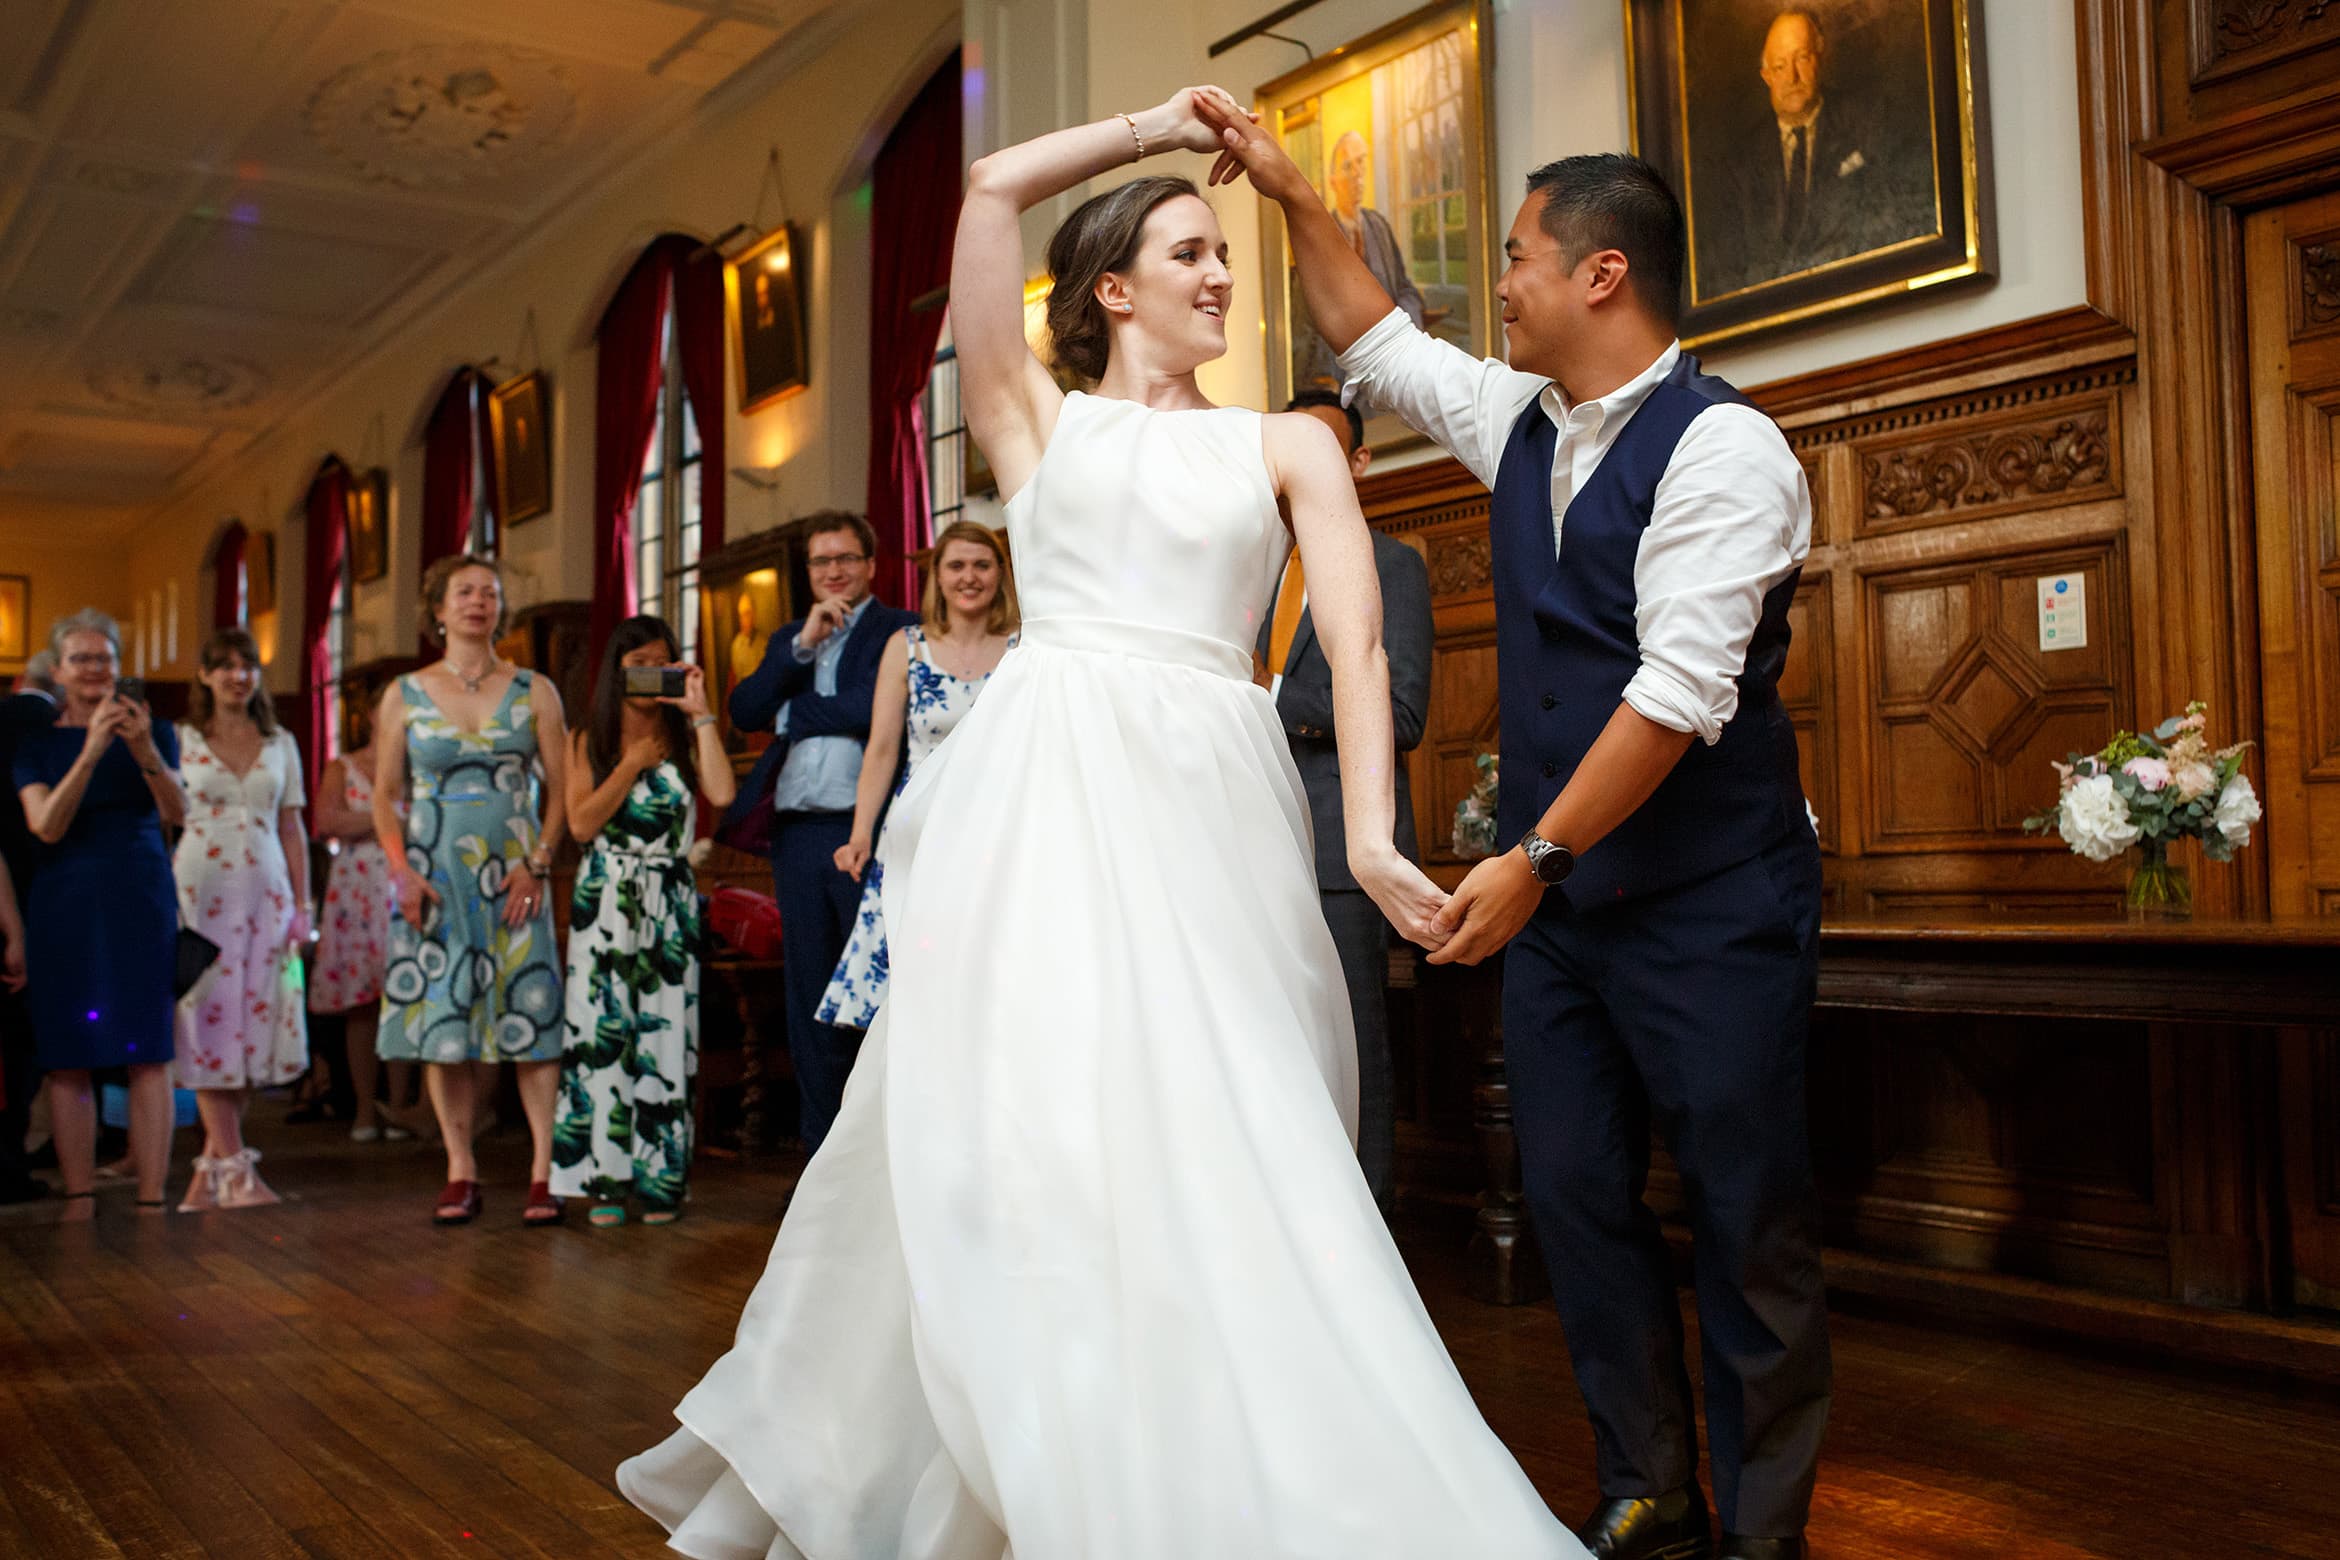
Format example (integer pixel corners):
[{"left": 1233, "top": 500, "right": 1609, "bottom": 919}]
[{"left": 2124, "top": 841, "right": 2192, "bottom": 921}]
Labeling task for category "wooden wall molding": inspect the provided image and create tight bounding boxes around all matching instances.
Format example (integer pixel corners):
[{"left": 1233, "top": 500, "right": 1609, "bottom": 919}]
[
  {"left": 2301, "top": 240, "right": 2340, "bottom": 327},
  {"left": 2189, "top": 0, "right": 2340, "bottom": 87}
]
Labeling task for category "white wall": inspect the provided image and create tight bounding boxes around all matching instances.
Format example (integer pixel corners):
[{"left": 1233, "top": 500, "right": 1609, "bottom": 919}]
[
  {"left": 973, "top": 0, "right": 2085, "bottom": 426},
  {"left": 126, "top": 0, "right": 962, "bottom": 689}
]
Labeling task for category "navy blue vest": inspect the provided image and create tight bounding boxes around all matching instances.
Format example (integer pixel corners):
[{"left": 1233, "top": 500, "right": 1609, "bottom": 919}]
[{"left": 1491, "top": 352, "right": 1805, "bottom": 908}]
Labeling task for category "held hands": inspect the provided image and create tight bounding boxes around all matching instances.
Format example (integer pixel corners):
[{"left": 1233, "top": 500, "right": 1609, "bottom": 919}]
[
  {"left": 1149, "top": 88, "right": 1248, "bottom": 157},
  {"left": 1352, "top": 848, "right": 1453, "bottom": 955},
  {"left": 1424, "top": 847, "right": 1544, "bottom": 967},
  {"left": 1193, "top": 86, "right": 1310, "bottom": 203},
  {"left": 833, "top": 837, "right": 873, "bottom": 882}
]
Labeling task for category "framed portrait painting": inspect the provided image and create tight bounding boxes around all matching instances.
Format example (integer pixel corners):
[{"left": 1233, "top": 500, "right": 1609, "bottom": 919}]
[
  {"left": 349, "top": 467, "right": 390, "bottom": 584},
  {"left": 0, "top": 574, "right": 27, "bottom": 664},
  {"left": 728, "top": 223, "right": 810, "bottom": 414},
  {"left": 1628, "top": 0, "right": 1994, "bottom": 348},
  {"left": 697, "top": 529, "right": 799, "bottom": 765},
  {"left": 489, "top": 372, "right": 552, "bottom": 525},
  {"left": 1254, "top": 0, "right": 1496, "bottom": 451}
]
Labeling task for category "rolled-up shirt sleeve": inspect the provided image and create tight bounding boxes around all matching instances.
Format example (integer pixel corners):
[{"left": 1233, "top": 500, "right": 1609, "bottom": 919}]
[
  {"left": 1335, "top": 308, "right": 1544, "bottom": 487},
  {"left": 1625, "top": 404, "right": 1811, "bottom": 744}
]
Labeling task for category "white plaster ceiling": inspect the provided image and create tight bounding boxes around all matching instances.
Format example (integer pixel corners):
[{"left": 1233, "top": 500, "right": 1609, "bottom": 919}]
[{"left": 0, "top": 0, "right": 843, "bottom": 546}]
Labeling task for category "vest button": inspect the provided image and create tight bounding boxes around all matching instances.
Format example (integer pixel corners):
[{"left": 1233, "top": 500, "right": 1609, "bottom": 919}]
[
  {"left": 1541, "top": 761, "right": 1558, "bottom": 779},
  {"left": 1540, "top": 693, "right": 1557, "bottom": 710}
]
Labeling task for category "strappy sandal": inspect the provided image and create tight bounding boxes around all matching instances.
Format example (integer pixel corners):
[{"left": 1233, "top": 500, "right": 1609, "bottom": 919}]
[
  {"left": 434, "top": 1180, "right": 482, "bottom": 1224},
  {"left": 134, "top": 1198, "right": 169, "bottom": 1216},
  {"left": 522, "top": 1181, "right": 565, "bottom": 1226},
  {"left": 58, "top": 1189, "right": 96, "bottom": 1222},
  {"left": 588, "top": 1203, "right": 627, "bottom": 1228},
  {"left": 640, "top": 1206, "right": 681, "bottom": 1226}
]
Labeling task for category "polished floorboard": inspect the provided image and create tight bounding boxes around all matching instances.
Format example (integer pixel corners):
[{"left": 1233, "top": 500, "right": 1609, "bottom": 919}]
[{"left": 2, "top": 1100, "right": 2334, "bottom": 1559}]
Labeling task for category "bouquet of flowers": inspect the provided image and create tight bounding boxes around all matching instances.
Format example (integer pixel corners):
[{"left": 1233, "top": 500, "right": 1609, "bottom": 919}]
[
  {"left": 2021, "top": 702, "right": 2259, "bottom": 917},
  {"left": 1452, "top": 752, "right": 1499, "bottom": 860}
]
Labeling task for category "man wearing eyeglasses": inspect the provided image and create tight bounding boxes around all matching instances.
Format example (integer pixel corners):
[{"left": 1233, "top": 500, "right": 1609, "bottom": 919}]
[{"left": 727, "top": 512, "right": 919, "bottom": 1154}]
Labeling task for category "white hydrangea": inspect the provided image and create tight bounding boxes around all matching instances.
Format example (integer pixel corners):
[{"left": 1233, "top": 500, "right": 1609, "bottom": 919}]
[
  {"left": 2058, "top": 772, "right": 2140, "bottom": 862},
  {"left": 2212, "top": 773, "right": 2260, "bottom": 851}
]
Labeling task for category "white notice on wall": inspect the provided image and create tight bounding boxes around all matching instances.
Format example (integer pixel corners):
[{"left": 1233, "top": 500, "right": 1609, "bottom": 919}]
[{"left": 2037, "top": 573, "right": 2087, "bottom": 652}]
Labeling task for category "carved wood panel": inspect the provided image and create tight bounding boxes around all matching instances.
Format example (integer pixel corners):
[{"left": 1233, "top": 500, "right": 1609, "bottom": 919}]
[
  {"left": 1781, "top": 578, "right": 1834, "bottom": 852},
  {"left": 2189, "top": 0, "right": 2340, "bottom": 85},
  {"left": 1855, "top": 393, "right": 2120, "bottom": 538},
  {"left": 1860, "top": 540, "right": 2131, "bottom": 851}
]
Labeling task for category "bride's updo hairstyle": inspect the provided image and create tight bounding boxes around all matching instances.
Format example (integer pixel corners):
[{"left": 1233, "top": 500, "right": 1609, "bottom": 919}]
[{"left": 1044, "top": 174, "right": 1201, "bottom": 381}]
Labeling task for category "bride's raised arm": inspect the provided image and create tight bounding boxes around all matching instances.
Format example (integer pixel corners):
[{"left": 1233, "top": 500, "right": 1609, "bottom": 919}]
[{"left": 953, "top": 91, "right": 1229, "bottom": 499}]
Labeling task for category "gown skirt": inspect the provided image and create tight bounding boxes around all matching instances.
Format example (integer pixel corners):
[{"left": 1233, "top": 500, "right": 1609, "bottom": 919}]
[{"left": 618, "top": 619, "right": 1575, "bottom": 1559}]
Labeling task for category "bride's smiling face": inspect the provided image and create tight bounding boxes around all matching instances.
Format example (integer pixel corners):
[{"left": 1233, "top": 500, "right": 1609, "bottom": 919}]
[{"left": 1096, "top": 194, "right": 1232, "bottom": 372}]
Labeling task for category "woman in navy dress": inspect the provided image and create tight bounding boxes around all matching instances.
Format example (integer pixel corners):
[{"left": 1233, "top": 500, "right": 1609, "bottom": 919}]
[{"left": 12, "top": 609, "right": 186, "bottom": 1220}]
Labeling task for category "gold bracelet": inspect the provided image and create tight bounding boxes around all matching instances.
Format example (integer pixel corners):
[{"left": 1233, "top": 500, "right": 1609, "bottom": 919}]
[{"left": 1116, "top": 111, "right": 1145, "bottom": 162}]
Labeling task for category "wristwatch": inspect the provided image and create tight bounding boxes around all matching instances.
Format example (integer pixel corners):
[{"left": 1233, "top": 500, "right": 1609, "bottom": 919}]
[{"left": 1519, "top": 830, "right": 1575, "bottom": 887}]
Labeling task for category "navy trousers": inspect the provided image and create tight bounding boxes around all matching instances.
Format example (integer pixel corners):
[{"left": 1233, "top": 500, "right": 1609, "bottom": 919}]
[
  {"left": 1502, "top": 830, "right": 1831, "bottom": 1538},
  {"left": 1320, "top": 889, "right": 1395, "bottom": 1209},
  {"left": 768, "top": 810, "right": 862, "bottom": 1155}
]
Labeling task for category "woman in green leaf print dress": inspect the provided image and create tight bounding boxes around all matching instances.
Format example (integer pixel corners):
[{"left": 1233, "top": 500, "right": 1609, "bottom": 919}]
[
  {"left": 375, "top": 555, "right": 572, "bottom": 1228},
  {"left": 553, "top": 615, "right": 736, "bottom": 1226}
]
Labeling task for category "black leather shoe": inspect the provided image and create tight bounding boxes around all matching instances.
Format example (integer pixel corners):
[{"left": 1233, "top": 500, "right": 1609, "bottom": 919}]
[
  {"left": 1575, "top": 1487, "right": 1713, "bottom": 1560},
  {"left": 1718, "top": 1538, "right": 1804, "bottom": 1560}
]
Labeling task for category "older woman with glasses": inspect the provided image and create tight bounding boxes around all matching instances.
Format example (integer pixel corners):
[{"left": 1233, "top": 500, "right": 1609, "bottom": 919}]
[{"left": 11, "top": 609, "right": 186, "bottom": 1219}]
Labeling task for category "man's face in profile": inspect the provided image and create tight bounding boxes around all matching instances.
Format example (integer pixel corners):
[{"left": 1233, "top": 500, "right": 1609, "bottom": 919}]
[{"left": 1760, "top": 11, "right": 1824, "bottom": 120}]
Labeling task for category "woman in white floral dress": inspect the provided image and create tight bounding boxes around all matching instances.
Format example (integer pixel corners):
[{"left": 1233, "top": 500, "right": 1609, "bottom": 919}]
[
  {"left": 174, "top": 628, "right": 310, "bottom": 1211},
  {"left": 820, "top": 520, "right": 1019, "bottom": 1029}
]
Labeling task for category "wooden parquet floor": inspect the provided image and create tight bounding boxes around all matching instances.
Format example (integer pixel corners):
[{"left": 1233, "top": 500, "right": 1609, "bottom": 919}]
[{"left": 3, "top": 1101, "right": 2335, "bottom": 1559}]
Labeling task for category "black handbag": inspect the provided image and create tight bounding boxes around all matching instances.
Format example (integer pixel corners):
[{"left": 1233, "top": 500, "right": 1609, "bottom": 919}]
[{"left": 173, "top": 924, "right": 220, "bottom": 1000}]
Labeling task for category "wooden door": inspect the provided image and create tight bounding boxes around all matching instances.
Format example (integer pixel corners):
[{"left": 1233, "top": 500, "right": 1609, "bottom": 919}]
[{"left": 2245, "top": 190, "right": 2340, "bottom": 1309}]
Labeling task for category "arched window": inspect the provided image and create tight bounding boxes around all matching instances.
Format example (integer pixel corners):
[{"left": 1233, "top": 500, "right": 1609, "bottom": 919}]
[{"left": 634, "top": 295, "right": 705, "bottom": 657}]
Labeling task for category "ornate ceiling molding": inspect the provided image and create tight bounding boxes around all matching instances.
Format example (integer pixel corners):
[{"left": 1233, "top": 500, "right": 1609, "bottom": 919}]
[
  {"left": 87, "top": 353, "right": 269, "bottom": 414},
  {"left": 302, "top": 43, "right": 578, "bottom": 189}
]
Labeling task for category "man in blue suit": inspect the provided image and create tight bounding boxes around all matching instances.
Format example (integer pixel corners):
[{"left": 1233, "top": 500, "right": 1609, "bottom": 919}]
[
  {"left": 1216, "top": 90, "right": 1827, "bottom": 1560},
  {"left": 727, "top": 511, "right": 919, "bottom": 1154}
]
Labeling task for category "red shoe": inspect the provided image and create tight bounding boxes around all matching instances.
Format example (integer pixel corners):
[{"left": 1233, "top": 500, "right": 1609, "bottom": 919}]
[
  {"left": 434, "top": 1180, "right": 482, "bottom": 1224},
  {"left": 523, "top": 1181, "right": 565, "bottom": 1226}
]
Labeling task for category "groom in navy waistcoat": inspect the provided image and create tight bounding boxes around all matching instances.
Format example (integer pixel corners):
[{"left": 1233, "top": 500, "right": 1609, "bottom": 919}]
[{"left": 1214, "top": 100, "right": 1828, "bottom": 1560}]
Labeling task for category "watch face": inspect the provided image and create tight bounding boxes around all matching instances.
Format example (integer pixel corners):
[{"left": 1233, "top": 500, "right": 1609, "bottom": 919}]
[{"left": 1533, "top": 842, "right": 1573, "bottom": 884}]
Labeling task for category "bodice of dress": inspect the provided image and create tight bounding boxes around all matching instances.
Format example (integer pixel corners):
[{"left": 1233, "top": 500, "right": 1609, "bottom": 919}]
[
  {"left": 1005, "top": 392, "right": 1288, "bottom": 675},
  {"left": 399, "top": 670, "right": 543, "bottom": 809},
  {"left": 902, "top": 626, "right": 1009, "bottom": 771},
  {"left": 596, "top": 760, "right": 695, "bottom": 862},
  {"left": 178, "top": 727, "right": 300, "bottom": 851}
]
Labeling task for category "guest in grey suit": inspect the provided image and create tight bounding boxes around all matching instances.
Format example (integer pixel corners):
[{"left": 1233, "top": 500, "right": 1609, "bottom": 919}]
[{"left": 1256, "top": 391, "right": 1435, "bottom": 1208}]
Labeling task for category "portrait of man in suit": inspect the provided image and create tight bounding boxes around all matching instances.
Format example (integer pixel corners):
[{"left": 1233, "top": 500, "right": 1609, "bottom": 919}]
[{"left": 1683, "top": 3, "right": 1941, "bottom": 306}]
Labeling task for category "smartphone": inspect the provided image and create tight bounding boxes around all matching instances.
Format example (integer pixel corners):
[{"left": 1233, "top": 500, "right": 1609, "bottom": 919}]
[
  {"left": 622, "top": 665, "right": 688, "bottom": 699},
  {"left": 115, "top": 675, "right": 147, "bottom": 705}
]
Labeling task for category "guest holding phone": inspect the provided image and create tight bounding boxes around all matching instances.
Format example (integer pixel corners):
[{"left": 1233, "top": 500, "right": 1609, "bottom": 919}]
[
  {"left": 553, "top": 616, "right": 734, "bottom": 1226},
  {"left": 374, "top": 556, "right": 570, "bottom": 1226},
  {"left": 12, "top": 610, "right": 185, "bottom": 1219}
]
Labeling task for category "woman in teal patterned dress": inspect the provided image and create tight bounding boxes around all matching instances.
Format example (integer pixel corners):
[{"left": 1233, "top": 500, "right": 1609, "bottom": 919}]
[
  {"left": 553, "top": 616, "right": 735, "bottom": 1226},
  {"left": 373, "top": 556, "right": 571, "bottom": 1227}
]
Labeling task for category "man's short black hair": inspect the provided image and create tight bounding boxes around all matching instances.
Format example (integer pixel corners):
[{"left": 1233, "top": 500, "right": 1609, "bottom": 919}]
[
  {"left": 1522, "top": 153, "right": 1687, "bottom": 329},
  {"left": 1285, "top": 390, "right": 1365, "bottom": 457}
]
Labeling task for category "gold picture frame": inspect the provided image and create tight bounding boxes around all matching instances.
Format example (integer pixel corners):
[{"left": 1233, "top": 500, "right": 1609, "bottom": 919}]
[
  {"left": 1254, "top": 0, "right": 1497, "bottom": 453},
  {"left": 1627, "top": 0, "right": 1996, "bottom": 348},
  {"left": 728, "top": 223, "right": 810, "bottom": 414},
  {"left": 489, "top": 372, "right": 552, "bottom": 524},
  {"left": 349, "top": 467, "right": 390, "bottom": 584},
  {"left": 0, "top": 574, "right": 27, "bottom": 665},
  {"left": 697, "top": 528, "right": 801, "bottom": 768}
]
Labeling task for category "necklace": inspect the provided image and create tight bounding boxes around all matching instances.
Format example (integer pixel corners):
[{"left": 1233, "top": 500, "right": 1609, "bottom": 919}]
[{"left": 445, "top": 653, "right": 499, "bottom": 694}]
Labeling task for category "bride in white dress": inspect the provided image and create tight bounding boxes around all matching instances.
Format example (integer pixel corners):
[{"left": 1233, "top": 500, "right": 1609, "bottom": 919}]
[{"left": 619, "top": 88, "right": 1582, "bottom": 1560}]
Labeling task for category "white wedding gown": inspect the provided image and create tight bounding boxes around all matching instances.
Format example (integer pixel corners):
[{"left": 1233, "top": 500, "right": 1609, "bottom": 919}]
[{"left": 619, "top": 391, "right": 1581, "bottom": 1560}]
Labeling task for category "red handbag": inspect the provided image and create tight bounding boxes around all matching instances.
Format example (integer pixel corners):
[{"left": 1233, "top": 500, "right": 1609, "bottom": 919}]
[{"left": 706, "top": 885, "right": 785, "bottom": 961}]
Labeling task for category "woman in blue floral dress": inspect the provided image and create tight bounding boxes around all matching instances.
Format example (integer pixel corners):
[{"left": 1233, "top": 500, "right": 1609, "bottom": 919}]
[
  {"left": 374, "top": 556, "right": 571, "bottom": 1226},
  {"left": 821, "top": 520, "right": 1019, "bottom": 1029},
  {"left": 552, "top": 615, "right": 736, "bottom": 1226}
]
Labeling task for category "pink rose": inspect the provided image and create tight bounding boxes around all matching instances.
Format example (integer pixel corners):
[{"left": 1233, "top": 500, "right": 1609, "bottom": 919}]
[{"left": 2123, "top": 756, "right": 2172, "bottom": 791}]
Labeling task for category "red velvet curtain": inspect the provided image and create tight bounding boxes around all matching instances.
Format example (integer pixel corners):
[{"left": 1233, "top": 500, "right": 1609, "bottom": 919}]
[
  {"left": 301, "top": 460, "right": 351, "bottom": 801},
  {"left": 591, "top": 242, "right": 681, "bottom": 649},
  {"left": 212, "top": 521, "right": 248, "bottom": 629},
  {"left": 419, "top": 368, "right": 495, "bottom": 650},
  {"left": 864, "top": 53, "right": 963, "bottom": 607}
]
